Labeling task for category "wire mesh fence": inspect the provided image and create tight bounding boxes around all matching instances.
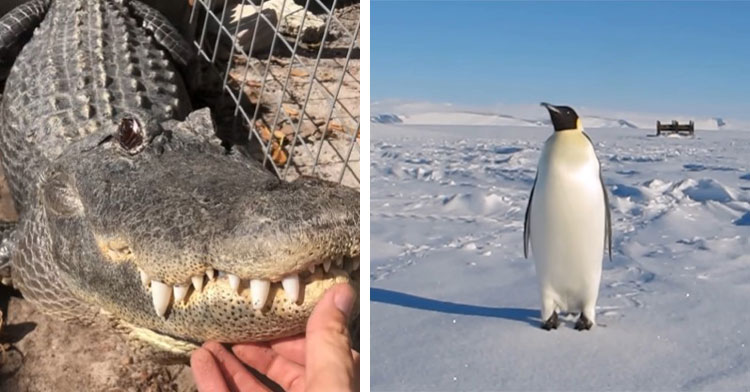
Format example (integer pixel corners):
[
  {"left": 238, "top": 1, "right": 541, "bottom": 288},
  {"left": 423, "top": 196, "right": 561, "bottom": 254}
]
[{"left": 189, "top": 0, "right": 360, "bottom": 187}]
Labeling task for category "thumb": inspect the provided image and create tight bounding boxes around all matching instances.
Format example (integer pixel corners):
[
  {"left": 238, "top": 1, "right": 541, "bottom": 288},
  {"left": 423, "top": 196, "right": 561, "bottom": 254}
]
[{"left": 305, "top": 283, "right": 357, "bottom": 392}]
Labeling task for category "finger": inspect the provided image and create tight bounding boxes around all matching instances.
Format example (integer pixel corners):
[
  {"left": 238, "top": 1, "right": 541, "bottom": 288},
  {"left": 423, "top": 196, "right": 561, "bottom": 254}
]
[
  {"left": 232, "top": 343, "right": 306, "bottom": 391},
  {"left": 203, "top": 341, "right": 271, "bottom": 392},
  {"left": 233, "top": 335, "right": 306, "bottom": 366},
  {"left": 305, "top": 283, "right": 357, "bottom": 392},
  {"left": 352, "top": 350, "right": 360, "bottom": 391},
  {"left": 269, "top": 335, "right": 305, "bottom": 364},
  {"left": 352, "top": 350, "right": 359, "bottom": 392},
  {"left": 190, "top": 347, "right": 230, "bottom": 392}
]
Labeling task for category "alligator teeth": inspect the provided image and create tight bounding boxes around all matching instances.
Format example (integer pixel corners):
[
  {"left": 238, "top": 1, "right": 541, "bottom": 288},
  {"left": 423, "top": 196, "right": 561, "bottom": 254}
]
[
  {"left": 281, "top": 274, "right": 300, "bottom": 303},
  {"left": 228, "top": 274, "right": 241, "bottom": 293},
  {"left": 151, "top": 281, "right": 172, "bottom": 317},
  {"left": 308, "top": 265, "right": 316, "bottom": 274},
  {"left": 323, "top": 260, "right": 331, "bottom": 273},
  {"left": 191, "top": 275, "right": 204, "bottom": 292},
  {"left": 173, "top": 284, "right": 189, "bottom": 303},
  {"left": 206, "top": 267, "right": 215, "bottom": 280},
  {"left": 250, "top": 279, "right": 271, "bottom": 310},
  {"left": 352, "top": 258, "right": 359, "bottom": 271},
  {"left": 139, "top": 269, "right": 150, "bottom": 286},
  {"left": 336, "top": 257, "right": 344, "bottom": 267}
]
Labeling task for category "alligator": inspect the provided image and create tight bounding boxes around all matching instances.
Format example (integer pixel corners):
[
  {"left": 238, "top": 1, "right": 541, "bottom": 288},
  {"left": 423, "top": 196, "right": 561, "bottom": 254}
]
[{"left": 0, "top": 0, "right": 359, "bottom": 357}]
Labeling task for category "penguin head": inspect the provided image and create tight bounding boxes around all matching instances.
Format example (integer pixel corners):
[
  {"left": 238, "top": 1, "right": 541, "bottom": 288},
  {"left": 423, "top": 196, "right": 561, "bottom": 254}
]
[{"left": 541, "top": 102, "right": 581, "bottom": 132}]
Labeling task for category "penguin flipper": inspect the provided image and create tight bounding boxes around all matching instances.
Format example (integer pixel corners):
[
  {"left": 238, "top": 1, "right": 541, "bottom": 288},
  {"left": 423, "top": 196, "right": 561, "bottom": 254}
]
[
  {"left": 523, "top": 174, "right": 537, "bottom": 259},
  {"left": 602, "top": 173, "right": 613, "bottom": 261}
]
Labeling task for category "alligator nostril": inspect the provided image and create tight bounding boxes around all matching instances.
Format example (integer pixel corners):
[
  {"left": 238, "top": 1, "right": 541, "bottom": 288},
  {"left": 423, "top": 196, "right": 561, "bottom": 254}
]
[
  {"left": 108, "top": 239, "right": 131, "bottom": 254},
  {"left": 97, "top": 237, "right": 134, "bottom": 263}
]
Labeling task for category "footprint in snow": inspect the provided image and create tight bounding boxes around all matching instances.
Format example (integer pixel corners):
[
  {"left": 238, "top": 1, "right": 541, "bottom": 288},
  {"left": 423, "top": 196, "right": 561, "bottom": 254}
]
[
  {"left": 683, "top": 163, "right": 706, "bottom": 172},
  {"left": 615, "top": 169, "right": 639, "bottom": 176},
  {"left": 493, "top": 146, "right": 523, "bottom": 154}
]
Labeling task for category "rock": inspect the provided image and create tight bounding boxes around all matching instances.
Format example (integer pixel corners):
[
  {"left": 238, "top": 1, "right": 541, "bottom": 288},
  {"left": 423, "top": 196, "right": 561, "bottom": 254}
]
[
  {"left": 205, "top": 4, "right": 277, "bottom": 58},
  {"left": 283, "top": 105, "right": 300, "bottom": 120},
  {"left": 217, "top": 0, "right": 327, "bottom": 58}
]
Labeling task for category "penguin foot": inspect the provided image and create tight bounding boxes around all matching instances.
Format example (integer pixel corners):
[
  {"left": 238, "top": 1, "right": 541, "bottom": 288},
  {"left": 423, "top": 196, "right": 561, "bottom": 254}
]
[
  {"left": 574, "top": 314, "right": 594, "bottom": 331},
  {"left": 540, "top": 312, "right": 559, "bottom": 331}
]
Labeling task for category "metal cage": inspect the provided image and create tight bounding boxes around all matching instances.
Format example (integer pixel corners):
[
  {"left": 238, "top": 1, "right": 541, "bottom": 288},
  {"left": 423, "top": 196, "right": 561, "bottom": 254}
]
[{"left": 188, "top": 0, "right": 360, "bottom": 187}]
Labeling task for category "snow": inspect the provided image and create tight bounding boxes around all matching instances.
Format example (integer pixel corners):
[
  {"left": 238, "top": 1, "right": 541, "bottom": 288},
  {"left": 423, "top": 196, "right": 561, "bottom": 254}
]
[
  {"left": 400, "top": 112, "right": 539, "bottom": 127},
  {"left": 370, "top": 100, "right": 750, "bottom": 131},
  {"left": 371, "top": 123, "right": 750, "bottom": 391},
  {"left": 390, "top": 110, "right": 739, "bottom": 131}
]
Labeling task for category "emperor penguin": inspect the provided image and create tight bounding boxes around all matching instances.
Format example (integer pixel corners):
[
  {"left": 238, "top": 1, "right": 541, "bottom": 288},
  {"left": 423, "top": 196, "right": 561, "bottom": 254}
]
[{"left": 523, "top": 103, "right": 612, "bottom": 331}]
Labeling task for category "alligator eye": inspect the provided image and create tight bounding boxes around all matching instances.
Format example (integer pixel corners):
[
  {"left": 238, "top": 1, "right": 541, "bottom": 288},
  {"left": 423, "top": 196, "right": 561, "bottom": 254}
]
[{"left": 118, "top": 118, "right": 145, "bottom": 154}]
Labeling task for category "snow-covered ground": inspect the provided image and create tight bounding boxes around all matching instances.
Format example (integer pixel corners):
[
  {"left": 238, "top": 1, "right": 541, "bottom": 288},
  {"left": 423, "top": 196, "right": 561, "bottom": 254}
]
[
  {"left": 370, "top": 100, "right": 750, "bottom": 131},
  {"left": 370, "top": 123, "right": 750, "bottom": 391},
  {"left": 373, "top": 109, "right": 737, "bottom": 131}
]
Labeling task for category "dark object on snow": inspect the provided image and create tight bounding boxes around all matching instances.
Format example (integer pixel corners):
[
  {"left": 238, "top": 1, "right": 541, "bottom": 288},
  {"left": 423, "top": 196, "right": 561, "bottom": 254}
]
[{"left": 656, "top": 120, "right": 694, "bottom": 136}]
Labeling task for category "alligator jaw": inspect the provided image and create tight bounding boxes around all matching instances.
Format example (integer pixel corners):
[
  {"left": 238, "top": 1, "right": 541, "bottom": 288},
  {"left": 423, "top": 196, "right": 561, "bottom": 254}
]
[
  {"left": 122, "top": 256, "right": 359, "bottom": 357},
  {"left": 97, "top": 252, "right": 359, "bottom": 347},
  {"left": 125, "top": 323, "right": 201, "bottom": 358},
  {"left": 137, "top": 256, "right": 361, "bottom": 319}
]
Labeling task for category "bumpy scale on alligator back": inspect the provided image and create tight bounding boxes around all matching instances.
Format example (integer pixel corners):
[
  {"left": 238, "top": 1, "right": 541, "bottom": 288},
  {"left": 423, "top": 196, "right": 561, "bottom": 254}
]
[{"left": 0, "top": 0, "right": 359, "bottom": 356}]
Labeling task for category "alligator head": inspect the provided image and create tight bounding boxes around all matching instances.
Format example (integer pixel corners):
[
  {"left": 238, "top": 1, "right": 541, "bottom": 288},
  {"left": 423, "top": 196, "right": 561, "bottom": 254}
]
[{"left": 30, "top": 109, "right": 359, "bottom": 354}]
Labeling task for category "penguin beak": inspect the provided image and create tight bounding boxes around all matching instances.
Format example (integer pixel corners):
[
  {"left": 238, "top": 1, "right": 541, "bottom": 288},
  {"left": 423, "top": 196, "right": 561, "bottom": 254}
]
[{"left": 540, "top": 102, "right": 560, "bottom": 114}]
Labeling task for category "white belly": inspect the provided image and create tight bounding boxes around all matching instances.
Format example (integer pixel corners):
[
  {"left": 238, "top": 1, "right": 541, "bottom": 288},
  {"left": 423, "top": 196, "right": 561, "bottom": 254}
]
[{"left": 529, "top": 132, "right": 605, "bottom": 312}]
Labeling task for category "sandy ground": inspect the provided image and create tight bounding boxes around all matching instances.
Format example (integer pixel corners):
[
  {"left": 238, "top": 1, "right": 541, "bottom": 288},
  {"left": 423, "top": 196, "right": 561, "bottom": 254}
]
[{"left": 0, "top": 288, "right": 195, "bottom": 392}]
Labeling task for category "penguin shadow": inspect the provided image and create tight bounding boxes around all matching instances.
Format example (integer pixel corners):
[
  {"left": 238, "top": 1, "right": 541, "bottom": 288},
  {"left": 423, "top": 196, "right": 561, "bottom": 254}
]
[{"left": 371, "top": 288, "right": 538, "bottom": 327}]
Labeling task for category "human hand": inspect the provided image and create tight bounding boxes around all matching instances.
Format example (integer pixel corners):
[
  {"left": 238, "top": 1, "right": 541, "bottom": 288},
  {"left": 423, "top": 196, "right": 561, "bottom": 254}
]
[{"left": 190, "top": 283, "right": 359, "bottom": 391}]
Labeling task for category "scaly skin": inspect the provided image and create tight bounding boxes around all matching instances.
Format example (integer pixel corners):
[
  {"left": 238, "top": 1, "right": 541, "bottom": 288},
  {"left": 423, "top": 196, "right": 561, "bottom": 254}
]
[{"left": 0, "top": 0, "right": 359, "bottom": 355}]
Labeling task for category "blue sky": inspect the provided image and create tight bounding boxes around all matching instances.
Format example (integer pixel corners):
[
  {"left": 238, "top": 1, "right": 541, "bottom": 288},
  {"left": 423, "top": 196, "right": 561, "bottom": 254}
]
[{"left": 372, "top": 1, "right": 750, "bottom": 119}]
